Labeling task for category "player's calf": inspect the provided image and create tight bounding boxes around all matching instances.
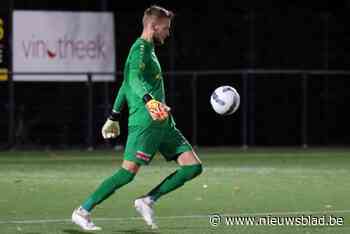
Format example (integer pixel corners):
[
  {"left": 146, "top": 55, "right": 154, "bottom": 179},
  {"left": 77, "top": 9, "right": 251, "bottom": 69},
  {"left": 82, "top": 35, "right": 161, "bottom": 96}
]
[{"left": 146, "top": 163, "right": 203, "bottom": 203}]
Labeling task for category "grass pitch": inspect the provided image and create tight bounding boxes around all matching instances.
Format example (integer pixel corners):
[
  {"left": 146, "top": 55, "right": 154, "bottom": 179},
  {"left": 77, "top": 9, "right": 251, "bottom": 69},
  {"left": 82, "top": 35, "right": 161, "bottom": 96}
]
[{"left": 0, "top": 148, "right": 350, "bottom": 234}]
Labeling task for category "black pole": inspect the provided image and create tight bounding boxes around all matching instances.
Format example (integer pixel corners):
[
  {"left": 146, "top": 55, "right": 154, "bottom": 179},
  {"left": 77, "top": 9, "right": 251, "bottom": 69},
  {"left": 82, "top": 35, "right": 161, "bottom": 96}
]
[
  {"left": 301, "top": 73, "right": 308, "bottom": 148},
  {"left": 87, "top": 73, "right": 93, "bottom": 150},
  {"left": 322, "top": 13, "right": 329, "bottom": 145},
  {"left": 104, "top": 81, "right": 110, "bottom": 120},
  {"left": 191, "top": 73, "right": 197, "bottom": 147},
  {"left": 248, "top": 10, "right": 256, "bottom": 146},
  {"left": 8, "top": 72, "right": 14, "bottom": 147},
  {"left": 242, "top": 73, "right": 248, "bottom": 149},
  {"left": 8, "top": 0, "right": 14, "bottom": 148}
]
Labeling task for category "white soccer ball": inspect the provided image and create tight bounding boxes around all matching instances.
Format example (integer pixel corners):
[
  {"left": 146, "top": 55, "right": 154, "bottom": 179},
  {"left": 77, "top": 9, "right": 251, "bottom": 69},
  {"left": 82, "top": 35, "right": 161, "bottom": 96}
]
[{"left": 210, "top": 85, "right": 240, "bottom": 115}]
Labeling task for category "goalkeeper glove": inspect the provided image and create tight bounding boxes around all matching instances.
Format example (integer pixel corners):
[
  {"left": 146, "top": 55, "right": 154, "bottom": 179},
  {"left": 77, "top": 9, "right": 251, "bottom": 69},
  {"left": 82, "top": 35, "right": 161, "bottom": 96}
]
[
  {"left": 101, "top": 111, "right": 121, "bottom": 139},
  {"left": 143, "top": 94, "right": 171, "bottom": 121}
]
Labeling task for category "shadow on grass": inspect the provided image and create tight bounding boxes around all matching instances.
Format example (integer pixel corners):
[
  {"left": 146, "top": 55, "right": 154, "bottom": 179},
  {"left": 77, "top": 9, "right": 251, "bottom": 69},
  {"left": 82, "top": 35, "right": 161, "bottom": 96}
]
[
  {"left": 113, "top": 229, "right": 158, "bottom": 234},
  {"left": 63, "top": 229, "right": 93, "bottom": 234},
  {"left": 113, "top": 226, "right": 203, "bottom": 234}
]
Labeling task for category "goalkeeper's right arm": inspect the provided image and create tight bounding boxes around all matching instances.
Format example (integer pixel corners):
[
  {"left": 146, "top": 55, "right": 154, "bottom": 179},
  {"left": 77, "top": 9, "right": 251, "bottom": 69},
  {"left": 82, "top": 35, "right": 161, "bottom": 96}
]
[{"left": 101, "top": 84, "right": 125, "bottom": 139}]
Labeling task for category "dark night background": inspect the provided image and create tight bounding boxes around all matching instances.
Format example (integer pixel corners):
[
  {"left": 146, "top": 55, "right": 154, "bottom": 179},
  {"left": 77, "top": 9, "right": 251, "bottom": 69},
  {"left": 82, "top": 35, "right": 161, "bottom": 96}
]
[{"left": 1, "top": 0, "right": 350, "bottom": 148}]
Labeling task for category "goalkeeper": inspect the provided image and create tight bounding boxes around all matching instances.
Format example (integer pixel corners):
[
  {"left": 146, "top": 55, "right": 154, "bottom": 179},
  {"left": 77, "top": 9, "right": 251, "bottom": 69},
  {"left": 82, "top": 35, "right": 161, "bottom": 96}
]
[{"left": 72, "top": 5, "right": 203, "bottom": 231}]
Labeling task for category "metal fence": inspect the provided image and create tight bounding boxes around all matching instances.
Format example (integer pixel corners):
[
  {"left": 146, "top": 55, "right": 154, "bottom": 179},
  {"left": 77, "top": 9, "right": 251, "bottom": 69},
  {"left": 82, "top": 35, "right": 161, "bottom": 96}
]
[{"left": 2, "top": 69, "right": 350, "bottom": 149}]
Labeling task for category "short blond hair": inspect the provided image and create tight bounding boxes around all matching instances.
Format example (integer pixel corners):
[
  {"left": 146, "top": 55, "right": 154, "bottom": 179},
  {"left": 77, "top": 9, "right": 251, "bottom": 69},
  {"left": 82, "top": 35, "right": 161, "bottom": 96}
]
[{"left": 143, "top": 5, "right": 174, "bottom": 25}]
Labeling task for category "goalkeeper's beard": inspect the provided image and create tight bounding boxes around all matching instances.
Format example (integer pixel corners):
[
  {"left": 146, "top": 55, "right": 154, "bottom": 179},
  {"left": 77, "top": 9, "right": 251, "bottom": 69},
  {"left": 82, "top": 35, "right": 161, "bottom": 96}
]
[{"left": 153, "top": 34, "right": 164, "bottom": 46}]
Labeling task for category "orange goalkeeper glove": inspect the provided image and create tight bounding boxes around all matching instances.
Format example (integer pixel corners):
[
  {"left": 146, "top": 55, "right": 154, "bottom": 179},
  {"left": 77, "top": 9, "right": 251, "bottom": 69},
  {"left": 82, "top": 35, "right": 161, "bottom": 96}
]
[{"left": 143, "top": 94, "right": 171, "bottom": 121}]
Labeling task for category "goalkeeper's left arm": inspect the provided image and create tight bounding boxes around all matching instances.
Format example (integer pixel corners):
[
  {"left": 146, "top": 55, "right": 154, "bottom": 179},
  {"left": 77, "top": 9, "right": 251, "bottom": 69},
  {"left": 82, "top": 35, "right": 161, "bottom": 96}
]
[{"left": 101, "top": 83, "right": 126, "bottom": 139}]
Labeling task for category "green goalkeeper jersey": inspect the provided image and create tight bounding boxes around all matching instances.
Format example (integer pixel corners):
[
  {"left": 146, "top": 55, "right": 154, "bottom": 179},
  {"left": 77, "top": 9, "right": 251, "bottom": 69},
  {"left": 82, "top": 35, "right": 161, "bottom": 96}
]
[{"left": 112, "top": 38, "right": 173, "bottom": 127}]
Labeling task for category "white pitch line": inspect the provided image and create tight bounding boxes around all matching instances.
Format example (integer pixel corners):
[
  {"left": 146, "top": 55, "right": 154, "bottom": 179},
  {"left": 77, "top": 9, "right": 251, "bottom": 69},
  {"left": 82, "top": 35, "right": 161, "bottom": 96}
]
[{"left": 1, "top": 209, "right": 350, "bottom": 225}]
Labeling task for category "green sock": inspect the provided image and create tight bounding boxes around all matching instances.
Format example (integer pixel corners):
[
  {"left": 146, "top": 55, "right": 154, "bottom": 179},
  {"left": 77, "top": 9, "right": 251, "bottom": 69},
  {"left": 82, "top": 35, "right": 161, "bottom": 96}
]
[
  {"left": 147, "top": 164, "right": 203, "bottom": 202},
  {"left": 82, "top": 168, "right": 135, "bottom": 211}
]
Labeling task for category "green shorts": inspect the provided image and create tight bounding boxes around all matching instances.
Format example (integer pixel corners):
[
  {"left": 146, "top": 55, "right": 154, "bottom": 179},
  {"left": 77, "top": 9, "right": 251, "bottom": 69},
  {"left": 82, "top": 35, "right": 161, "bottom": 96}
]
[{"left": 124, "top": 123, "right": 192, "bottom": 165}]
